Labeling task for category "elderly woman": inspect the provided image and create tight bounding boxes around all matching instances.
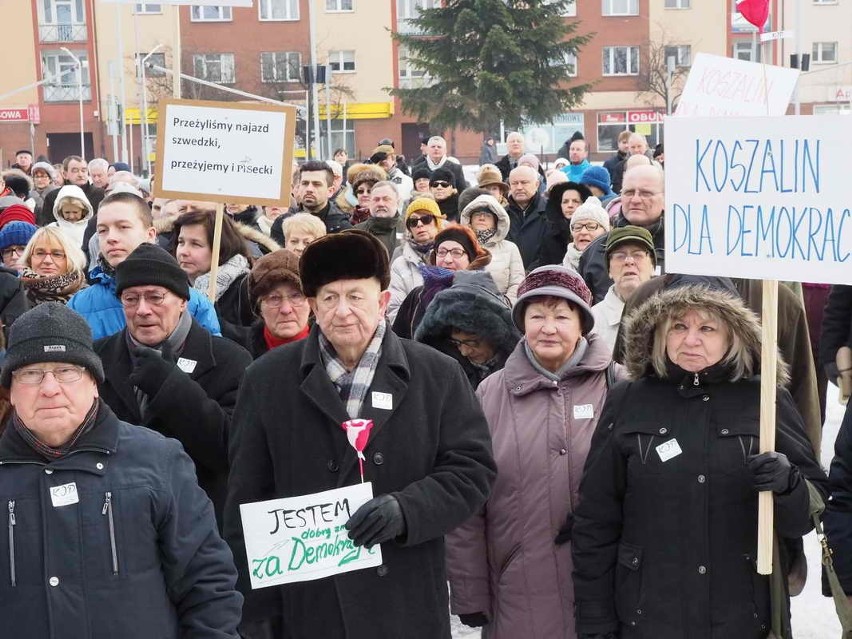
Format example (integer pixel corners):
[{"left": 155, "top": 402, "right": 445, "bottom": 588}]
[
  {"left": 562, "top": 197, "right": 611, "bottom": 270},
  {"left": 280, "top": 212, "right": 327, "bottom": 257},
  {"left": 387, "top": 197, "right": 445, "bottom": 322},
  {"left": 430, "top": 167, "right": 460, "bottom": 222},
  {"left": 247, "top": 249, "right": 310, "bottom": 359},
  {"left": 19, "top": 226, "right": 87, "bottom": 306},
  {"left": 336, "top": 164, "right": 386, "bottom": 225},
  {"left": 446, "top": 266, "right": 617, "bottom": 638},
  {"left": 540, "top": 181, "right": 592, "bottom": 266},
  {"left": 28, "top": 161, "right": 58, "bottom": 219},
  {"left": 50, "top": 184, "right": 94, "bottom": 250},
  {"left": 476, "top": 164, "right": 509, "bottom": 206},
  {"left": 460, "top": 194, "right": 524, "bottom": 303},
  {"left": 572, "top": 284, "right": 828, "bottom": 639}
]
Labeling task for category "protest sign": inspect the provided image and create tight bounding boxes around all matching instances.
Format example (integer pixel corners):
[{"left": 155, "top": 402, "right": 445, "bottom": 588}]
[
  {"left": 154, "top": 98, "right": 295, "bottom": 207},
  {"left": 675, "top": 53, "right": 799, "bottom": 117},
  {"left": 664, "top": 114, "right": 850, "bottom": 286},
  {"left": 240, "top": 483, "right": 383, "bottom": 589}
]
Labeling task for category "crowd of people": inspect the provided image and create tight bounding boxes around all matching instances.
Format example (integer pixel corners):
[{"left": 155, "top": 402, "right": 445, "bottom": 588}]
[{"left": 0, "top": 133, "right": 849, "bottom": 639}]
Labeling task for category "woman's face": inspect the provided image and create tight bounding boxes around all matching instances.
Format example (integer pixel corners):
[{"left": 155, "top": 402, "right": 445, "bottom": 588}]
[
  {"left": 260, "top": 283, "right": 311, "bottom": 341},
  {"left": 406, "top": 213, "right": 439, "bottom": 244},
  {"left": 30, "top": 238, "right": 68, "bottom": 277},
  {"left": 665, "top": 309, "right": 730, "bottom": 373},
  {"left": 355, "top": 183, "right": 373, "bottom": 208},
  {"left": 469, "top": 211, "right": 496, "bottom": 232},
  {"left": 33, "top": 170, "right": 52, "bottom": 190},
  {"left": 414, "top": 178, "right": 431, "bottom": 193},
  {"left": 560, "top": 189, "right": 584, "bottom": 219},
  {"left": 571, "top": 219, "right": 607, "bottom": 251},
  {"left": 430, "top": 181, "right": 454, "bottom": 202},
  {"left": 285, "top": 231, "right": 316, "bottom": 257},
  {"left": 524, "top": 299, "right": 583, "bottom": 373},
  {"left": 450, "top": 329, "right": 496, "bottom": 365},
  {"left": 435, "top": 240, "right": 470, "bottom": 271},
  {"left": 175, "top": 223, "right": 212, "bottom": 283}
]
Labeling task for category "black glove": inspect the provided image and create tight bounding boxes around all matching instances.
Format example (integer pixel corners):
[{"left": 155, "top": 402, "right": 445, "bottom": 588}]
[
  {"left": 346, "top": 495, "right": 405, "bottom": 549},
  {"left": 555, "top": 512, "right": 574, "bottom": 545},
  {"left": 825, "top": 362, "right": 840, "bottom": 386},
  {"left": 458, "top": 612, "right": 488, "bottom": 628},
  {"left": 129, "top": 346, "right": 177, "bottom": 397},
  {"left": 748, "top": 452, "right": 797, "bottom": 494}
]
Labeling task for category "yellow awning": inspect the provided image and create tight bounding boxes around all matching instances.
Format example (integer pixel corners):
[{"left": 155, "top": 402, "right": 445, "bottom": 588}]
[
  {"left": 124, "top": 107, "right": 158, "bottom": 125},
  {"left": 318, "top": 102, "right": 393, "bottom": 120}
]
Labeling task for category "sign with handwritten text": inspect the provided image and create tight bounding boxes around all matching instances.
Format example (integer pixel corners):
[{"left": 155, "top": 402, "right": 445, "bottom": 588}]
[
  {"left": 239, "top": 483, "right": 382, "bottom": 589},
  {"left": 665, "top": 115, "right": 850, "bottom": 285},
  {"left": 154, "top": 98, "right": 295, "bottom": 206},
  {"left": 675, "top": 53, "right": 799, "bottom": 117}
]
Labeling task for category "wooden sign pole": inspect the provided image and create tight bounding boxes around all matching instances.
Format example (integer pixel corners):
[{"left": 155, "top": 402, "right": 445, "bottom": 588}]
[
  {"left": 207, "top": 203, "right": 224, "bottom": 302},
  {"left": 757, "top": 278, "right": 779, "bottom": 575}
]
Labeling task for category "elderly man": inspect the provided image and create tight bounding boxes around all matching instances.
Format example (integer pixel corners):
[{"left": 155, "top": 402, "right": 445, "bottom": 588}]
[
  {"left": 12, "top": 149, "right": 33, "bottom": 174},
  {"left": 88, "top": 158, "right": 110, "bottom": 190},
  {"left": 411, "top": 136, "right": 467, "bottom": 190},
  {"left": 561, "top": 138, "right": 591, "bottom": 182},
  {"left": 39, "top": 156, "right": 104, "bottom": 226},
  {"left": 590, "top": 226, "right": 656, "bottom": 353},
  {"left": 495, "top": 131, "right": 525, "bottom": 181},
  {"left": 371, "top": 145, "right": 413, "bottom": 207},
  {"left": 0, "top": 302, "right": 242, "bottom": 638},
  {"left": 579, "top": 164, "right": 665, "bottom": 303},
  {"left": 505, "top": 165, "right": 548, "bottom": 269},
  {"left": 94, "top": 244, "right": 252, "bottom": 524},
  {"left": 225, "top": 230, "right": 495, "bottom": 638},
  {"left": 354, "top": 180, "right": 401, "bottom": 257}
]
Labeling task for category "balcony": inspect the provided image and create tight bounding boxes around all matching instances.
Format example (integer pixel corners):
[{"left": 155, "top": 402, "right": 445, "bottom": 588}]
[
  {"left": 43, "top": 83, "right": 92, "bottom": 102},
  {"left": 39, "top": 23, "right": 87, "bottom": 43}
]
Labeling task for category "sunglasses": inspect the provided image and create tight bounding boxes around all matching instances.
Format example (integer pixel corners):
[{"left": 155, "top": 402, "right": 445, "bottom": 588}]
[
  {"left": 431, "top": 181, "right": 452, "bottom": 188},
  {"left": 406, "top": 214, "right": 436, "bottom": 229}
]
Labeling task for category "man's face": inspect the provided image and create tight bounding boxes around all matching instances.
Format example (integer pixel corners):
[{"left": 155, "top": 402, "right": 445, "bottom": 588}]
[
  {"left": 629, "top": 136, "right": 648, "bottom": 156},
  {"left": 309, "top": 278, "right": 390, "bottom": 359},
  {"left": 369, "top": 185, "right": 398, "bottom": 219},
  {"left": 608, "top": 241, "right": 654, "bottom": 300},
  {"left": 617, "top": 136, "right": 630, "bottom": 153},
  {"left": 64, "top": 159, "right": 88, "bottom": 186},
  {"left": 506, "top": 134, "right": 524, "bottom": 157},
  {"left": 89, "top": 165, "right": 108, "bottom": 189},
  {"left": 121, "top": 285, "right": 187, "bottom": 346},
  {"left": 16, "top": 153, "right": 32, "bottom": 170},
  {"left": 11, "top": 365, "right": 98, "bottom": 447},
  {"left": 508, "top": 167, "right": 538, "bottom": 206},
  {"left": 427, "top": 139, "right": 446, "bottom": 162},
  {"left": 96, "top": 202, "right": 156, "bottom": 267},
  {"left": 621, "top": 166, "right": 664, "bottom": 227},
  {"left": 569, "top": 140, "right": 587, "bottom": 165},
  {"left": 299, "top": 170, "right": 332, "bottom": 211}
]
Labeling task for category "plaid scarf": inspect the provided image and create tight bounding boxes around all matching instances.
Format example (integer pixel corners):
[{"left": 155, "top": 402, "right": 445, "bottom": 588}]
[
  {"left": 319, "top": 321, "right": 386, "bottom": 419},
  {"left": 12, "top": 398, "right": 100, "bottom": 460}
]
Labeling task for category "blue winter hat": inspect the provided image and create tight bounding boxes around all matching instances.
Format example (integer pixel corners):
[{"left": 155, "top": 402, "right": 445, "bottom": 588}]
[
  {"left": 0, "top": 221, "right": 37, "bottom": 250},
  {"left": 110, "top": 162, "right": 132, "bottom": 173},
  {"left": 579, "top": 166, "right": 613, "bottom": 197}
]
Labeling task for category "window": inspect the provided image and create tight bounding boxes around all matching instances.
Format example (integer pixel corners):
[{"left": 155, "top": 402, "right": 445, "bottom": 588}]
[
  {"left": 664, "top": 45, "right": 691, "bottom": 68},
  {"left": 602, "top": 0, "right": 638, "bottom": 16},
  {"left": 259, "top": 0, "right": 299, "bottom": 20},
  {"left": 396, "top": 0, "right": 439, "bottom": 33},
  {"left": 325, "top": 0, "right": 354, "bottom": 11},
  {"left": 398, "top": 45, "right": 433, "bottom": 88},
  {"left": 813, "top": 0, "right": 838, "bottom": 4},
  {"left": 319, "top": 119, "right": 355, "bottom": 157},
  {"left": 602, "top": 46, "right": 639, "bottom": 75},
  {"left": 812, "top": 42, "right": 837, "bottom": 64},
  {"left": 664, "top": 0, "right": 690, "bottom": 7},
  {"left": 260, "top": 52, "right": 301, "bottom": 83},
  {"left": 42, "top": 49, "right": 91, "bottom": 102},
  {"left": 192, "top": 53, "right": 235, "bottom": 84},
  {"left": 597, "top": 112, "right": 662, "bottom": 153},
  {"left": 39, "top": 0, "right": 87, "bottom": 42},
  {"left": 543, "top": 0, "right": 577, "bottom": 15},
  {"left": 732, "top": 40, "right": 760, "bottom": 62},
  {"left": 135, "top": 2, "right": 162, "bottom": 13},
  {"left": 328, "top": 50, "right": 355, "bottom": 73},
  {"left": 136, "top": 52, "right": 166, "bottom": 77},
  {"left": 191, "top": 5, "right": 232, "bottom": 21},
  {"left": 550, "top": 51, "right": 578, "bottom": 76}
]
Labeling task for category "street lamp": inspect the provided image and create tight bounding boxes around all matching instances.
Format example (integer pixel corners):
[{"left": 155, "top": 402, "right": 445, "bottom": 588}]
[
  {"left": 141, "top": 44, "right": 164, "bottom": 178},
  {"left": 60, "top": 47, "right": 85, "bottom": 159}
]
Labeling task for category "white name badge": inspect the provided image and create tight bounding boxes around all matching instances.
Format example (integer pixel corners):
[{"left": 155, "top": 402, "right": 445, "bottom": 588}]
[
  {"left": 371, "top": 391, "right": 393, "bottom": 411},
  {"left": 50, "top": 482, "right": 79, "bottom": 508},
  {"left": 656, "top": 439, "right": 683, "bottom": 463},
  {"left": 573, "top": 404, "right": 594, "bottom": 420},
  {"left": 177, "top": 357, "right": 198, "bottom": 374}
]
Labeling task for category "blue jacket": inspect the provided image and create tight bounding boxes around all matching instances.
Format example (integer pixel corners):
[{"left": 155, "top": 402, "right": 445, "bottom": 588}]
[
  {"left": 68, "top": 266, "right": 222, "bottom": 340},
  {"left": 561, "top": 159, "right": 591, "bottom": 182},
  {"left": 0, "top": 403, "right": 243, "bottom": 638}
]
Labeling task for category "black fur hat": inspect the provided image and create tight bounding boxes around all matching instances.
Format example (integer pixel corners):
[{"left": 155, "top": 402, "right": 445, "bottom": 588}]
[{"left": 300, "top": 230, "right": 390, "bottom": 297}]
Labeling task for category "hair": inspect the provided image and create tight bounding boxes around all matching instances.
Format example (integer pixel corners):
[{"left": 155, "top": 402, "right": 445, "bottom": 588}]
[
  {"left": 100, "top": 191, "right": 154, "bottom": 228},
  {"left": 281, "top": 212, "right": 326, "bottom": 241},
  {"left": 506, "top": 131, "right": 524, "bottom": 142},
  {"left": 58, "top": 197, "right": 88, "bottom": 212},
  {"left": 172, "top": 209, "right": 252, "bottom": 267},
  {"left": 108, "top": 171, "right": 141, "bottom": 190},
  {"left": 370, "top": 180, "right": 399, "bottom": 198},
  {"left": 325, "top": 159, "right": 343, "bottom": 177},
  {"left": 570, "top": 138, "right": 588, "bottom": 151},
  {"left": 628, "top": 132, "right": 648, "bottom": 146},
  {"left": 299, "top": 161, "right": 334, "bottom": 186},
  {"left": 88, "top": 158, "right": 109, "bottom": 173},
  {"left": 333, "top": 148, "right": 347, "bottom": 156},
  {"left": 62, "top": 155, "right": 85, "bottom": 171},
  {"left": 649, "top": 307, "right": 752, "bottom": 381},
  {"left": 618, "top": 130, "right": 632, "bottom": 144},
  {"left": 1, "top": 170, "right": 32, "bottom": 198},
  {"left": 427, "top": 136, "right": 446, "bottom": 147},
  {"left": 22, "top": 225, "right": 88, "bottom": 275}
]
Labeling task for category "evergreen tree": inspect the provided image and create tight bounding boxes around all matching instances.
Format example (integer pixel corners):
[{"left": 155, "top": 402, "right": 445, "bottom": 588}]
[{"left": 391, "top": 0, "right": 593, "bottom": 135}]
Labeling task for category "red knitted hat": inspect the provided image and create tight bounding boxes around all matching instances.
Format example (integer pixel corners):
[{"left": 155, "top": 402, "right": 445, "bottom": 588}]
[{"left": 0, "top": 203, "right": 36, "bottom": 229}]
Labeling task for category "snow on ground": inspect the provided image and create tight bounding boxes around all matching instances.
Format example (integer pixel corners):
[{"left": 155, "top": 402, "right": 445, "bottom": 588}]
[{"left": 451, "top": 386, "right": 849, "bottom": 638}]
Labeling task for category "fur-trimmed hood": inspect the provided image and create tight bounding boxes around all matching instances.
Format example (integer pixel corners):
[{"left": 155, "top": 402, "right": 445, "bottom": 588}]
[
  {"left": 622, "top": 284, "right": 790, "bottom": 386},
  {"left": 154, "top": 215, "right": 280, "bottom": 254},
  {"left": 459, "top": 194, "right": 510, "bottom": 244}
]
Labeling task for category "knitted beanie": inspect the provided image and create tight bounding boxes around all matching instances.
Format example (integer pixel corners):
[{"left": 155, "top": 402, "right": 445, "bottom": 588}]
[
  {"left": 405, "top": 197, "right": 442, "bottom": 221},
  {"left": 433, "top": 225, "right": 480, "bottom": 262},
  {"left": 115, "top": 243, "right": 190, "bottom": 300},
  {"left": 429, "top": 167, "right": 456, "bottom": 188},
  {"left": 512, "top": 265, "right": 595, "bottom": 334},
  {"left": 411, "top": 166, "right": 432, "bottom": 182},
  {"left": 0, "top": 203, "right": 36, "bottom": 229},
  {"left": 30, "top": 161, "right": 57, "bottom": 181},
  {"left": 0, "top": 221, "right": 37, "bottom": 250},
  {"left": 1, "top": 302, "right": 104, "bottom": 387},
  {"left": 579, "top": 166, "right": 613, "bottom": 196},
  {"left": 249, "top": 248, "right": 302, "bottom": 312},
  {"left": 570, "top": 196, "right": 611, "bottom": 231}
]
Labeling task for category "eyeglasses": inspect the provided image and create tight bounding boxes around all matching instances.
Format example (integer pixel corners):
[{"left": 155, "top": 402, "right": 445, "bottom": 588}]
[
  {"left": 436, "top": 247, "right": 467, "bottom": 259},
  {"left": 261, "top": 292, "right": 306, "bottom": 308},
  {"left": 32, "top": 249, "right": 66, "bottom": 261},
  {"left": 1, "top": 246, "right": 25, "bottom": 258},
  {"left": 571, "top": 222, "right": 601, "bottom": 233},
  {"left": 13, "top": 365, "right": 85, "bottom": 385},
  {"left": 406, "top": 214, "right": 436, "bottom": 229},
  {"left": 610, "top": 249, "right": 650, "bottom": 263},
  {"left": 431, "top": 181, "right": 452, "bottom": 189},
  {"left": 621, "top": 189, "right": 661, "bottom": 200},
  {"left": 120, "top": 291, "right": 169, "bottom": 308},
  {"left": 449, "top": 336, "right": 482, "bottom": 349}
]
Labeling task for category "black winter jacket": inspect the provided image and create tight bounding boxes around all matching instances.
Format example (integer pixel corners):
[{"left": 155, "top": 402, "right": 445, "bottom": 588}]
[
  {"left": 825, "top": 401, "right": 852, "bottom": 593},
  {"left": 505, "top": 193, "right": 549, "bottom": 270},
  {"left": 819, "top": 284, "right": 852, "bottom": 373},
  {"left": 270, "top": 200, "right": 351, "bottom": 245}
]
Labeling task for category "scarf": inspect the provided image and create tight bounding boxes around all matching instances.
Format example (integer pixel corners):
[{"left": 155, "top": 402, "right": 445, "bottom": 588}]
[
  {"left": 475, "top": 228, "right": 497, "bottom": 246},
  {"left": 350, "top": 206, "right": 371, "bottom": 225},
  {"left": 21, "top": 267, "right": 84, "bottom": 305},
  {"left": 193, "top": 253, "right": 250, "bottom": 302},
  {"left": 407, "top": 238, "right": 434, "bottom": 257},
  {"left": 264, "top": 324, "right": 309, "bottom": 350},
  {"left": 425, "top": 156, "right": 447, "bottom": 171},
  {"left": 562, "top": 243, "right": 584, "bottom": 270},
  {"left": 524, "top": 336, "right": 589, "bottom": 382},
  {"left": 319, "top": 321, "right": 386, "bottom": 419},
  {"left": 13, "top": 398, "right": 100, "bottom": 460}
]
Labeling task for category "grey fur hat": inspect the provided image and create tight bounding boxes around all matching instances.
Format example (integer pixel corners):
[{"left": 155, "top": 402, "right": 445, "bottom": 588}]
[{"left": 1, "top": 302, "right": 104, "bottom": 387}]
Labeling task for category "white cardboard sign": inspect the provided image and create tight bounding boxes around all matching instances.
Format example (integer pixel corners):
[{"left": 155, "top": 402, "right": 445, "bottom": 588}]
[
  {"left": 675, "top": 53, "right": 799, "bottom": 117},
  {"left": 239, "top": 483, "right": 382, "bottom": 589},
  {"left": 664, "top": 114, "right": 851, "bottom": 285}
]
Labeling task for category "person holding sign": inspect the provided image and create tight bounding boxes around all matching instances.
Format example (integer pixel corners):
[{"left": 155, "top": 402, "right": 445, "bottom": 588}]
[
  {"left": 224, "top": 230, "right": 495, "bottom": 639},
  {"left": 571, "top": 285, "right": 827, "bottom": 639}
]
